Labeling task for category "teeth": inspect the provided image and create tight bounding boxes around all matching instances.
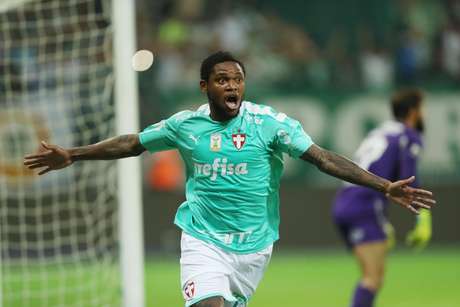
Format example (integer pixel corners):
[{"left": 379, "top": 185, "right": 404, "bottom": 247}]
[{"left": 225, "top": 99, "right": 238, "bottom": 109}]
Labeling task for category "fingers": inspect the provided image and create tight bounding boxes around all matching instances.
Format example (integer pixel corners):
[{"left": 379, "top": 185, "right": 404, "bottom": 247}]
[
  {"left": 406, "top": 205, "right": 420, "bottom": 215},
  {"left": 26, "top": 163, "right": 47, "bottom": 169},
  {"left": 396, "top": 176, "right": 415, "bottom": 187},
  {"left": 388, "top": 193, "right": 434, "bottom": 213},
  {"left": 404, "top": 176, "right": 415, "bottom": 184},
  {"left": 387, "top": 194, "right": 420, "bottom": 214},
  {"left": 402, "top": 187, "right": 436, "bottom": 207},
  {"left": 23, "top": 141, "right": 57, "bottom": 176},
  {"left": 24, "top": 150, "right": 53, "bottom": 160},
  {"left": 24, "top": 159, "right": 38, "bottom": 166},
  {"left": 24, "top": 157, "right": 49, "bottom": 165},
  {"left": 416, "top": 196, "right": 436, "bottom": 204},
  {"left": 23, "top": 141, "right": 54, "bottom": 160},
  {"left": 407, "top": 187, "right": 433, "bottom": 197},
  {"left": 412, "top": 201, "right": 431, "bottom": 209},
  {"left": 414, "top": 197, "right": 436, "bottom": 209},
  {"left": 38, "top": 167, "right": 52, "bottom": 175},
  {"left": 41, "top": 141, "right": 52, "bottom": 150}
]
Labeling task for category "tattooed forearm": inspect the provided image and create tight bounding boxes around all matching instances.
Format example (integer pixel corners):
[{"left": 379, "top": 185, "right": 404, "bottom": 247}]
[
  {"left": 69, "top": 134, "right": 145, "bottom": 161},
  {"left": 301, "top": 144, "right": 390, "bottom": 193}
]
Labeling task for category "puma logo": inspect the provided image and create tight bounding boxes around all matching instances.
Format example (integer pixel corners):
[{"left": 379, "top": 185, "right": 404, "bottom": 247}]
[{"left": 189, "top": 134, "right": 200, "bottom": 144}]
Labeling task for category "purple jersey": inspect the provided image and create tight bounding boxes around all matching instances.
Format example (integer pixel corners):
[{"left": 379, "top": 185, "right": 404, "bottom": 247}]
[{"left": 334, "top": 121, "right": 423, "bottom": 220}]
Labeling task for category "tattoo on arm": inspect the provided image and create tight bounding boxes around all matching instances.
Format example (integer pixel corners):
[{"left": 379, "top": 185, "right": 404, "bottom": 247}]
[
  {"left": 301, "top": 144, "right": 390, "bottom": 193},
  {"left": 69, "top": 134, "right": 145, "bottom": 161}
]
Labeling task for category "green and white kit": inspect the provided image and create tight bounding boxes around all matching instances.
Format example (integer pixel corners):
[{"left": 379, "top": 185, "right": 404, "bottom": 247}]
[
  {"left": 140, "top": 101, "right": 314, "bottom": 254},
  {"left": 139, "top": 101, "right": 314, "bottom": 305}
]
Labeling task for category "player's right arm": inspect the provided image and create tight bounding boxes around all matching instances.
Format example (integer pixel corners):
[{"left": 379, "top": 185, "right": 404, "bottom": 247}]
[
  {"left": 24, "top": 111, "right": 185, "bottom": 175},
  {"left": 24, "top": 134, "right": 145, "bottom": 175}
]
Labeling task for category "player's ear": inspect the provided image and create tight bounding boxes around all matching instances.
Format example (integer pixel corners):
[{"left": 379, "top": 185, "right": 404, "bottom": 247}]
[{"left": 199, "top": 80, "right": 207, "bottom": 93}]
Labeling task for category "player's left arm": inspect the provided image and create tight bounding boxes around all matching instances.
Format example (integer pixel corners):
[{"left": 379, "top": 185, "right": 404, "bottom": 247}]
[{"left": 300, "top": 144, "right": 435, "bottom": 214}]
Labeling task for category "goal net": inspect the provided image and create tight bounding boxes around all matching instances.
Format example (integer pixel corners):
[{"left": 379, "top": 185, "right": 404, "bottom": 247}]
[{"left": 0, "top": 0, "right": 122, "bottom": 306}]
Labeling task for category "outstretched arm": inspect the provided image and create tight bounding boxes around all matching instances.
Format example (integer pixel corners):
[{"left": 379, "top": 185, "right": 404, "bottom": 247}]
[
  {"left": 24, "top": 134, "right": 145, "bottom": 175},
  {"left": 301, "top": 144, "right": 435, "bottom": 214}
]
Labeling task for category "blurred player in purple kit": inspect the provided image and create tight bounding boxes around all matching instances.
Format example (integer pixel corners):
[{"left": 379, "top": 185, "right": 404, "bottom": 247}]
[{"left": 333, "top": 89, "right": 432, "bottom": 307}]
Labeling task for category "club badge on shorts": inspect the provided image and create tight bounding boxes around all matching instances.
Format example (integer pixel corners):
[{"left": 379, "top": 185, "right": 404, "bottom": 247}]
[
  {"left": 232, "top": 133, "right": 246, "bottom": 150},
  {"left": 183, "top": 280, "right": 196, "bottom": 300},
  {"left": 210, "top": 133, "right": 221, "bottom": 152}
]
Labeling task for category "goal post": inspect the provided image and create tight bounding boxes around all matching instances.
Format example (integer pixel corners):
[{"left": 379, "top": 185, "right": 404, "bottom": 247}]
[
  {"left": 0, "top": 0, "right": 145, "bottom": 306},
  {"left": 112, "top": 0, "right": 145, "bottom": 306}
]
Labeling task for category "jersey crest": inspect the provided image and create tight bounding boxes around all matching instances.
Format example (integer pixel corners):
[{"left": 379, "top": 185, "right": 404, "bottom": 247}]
[
  {"left": 232, "top": 133, "right": 246, "bottom": 150},
  {"left": 183, "top": 281, "right": 195, "bottom": 300}
]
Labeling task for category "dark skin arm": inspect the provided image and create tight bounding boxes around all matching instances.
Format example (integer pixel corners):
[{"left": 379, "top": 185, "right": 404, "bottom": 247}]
[
  {"left": 301, "top": 144, "right": 435, "bottom": 214},
  {"left": 24, "top": 134, "right": 145, "bottom": 175}
]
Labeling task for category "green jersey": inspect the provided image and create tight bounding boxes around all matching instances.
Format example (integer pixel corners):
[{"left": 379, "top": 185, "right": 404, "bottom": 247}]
[{"left": 139, "top": 101, "right": 314, "bottom": 253}]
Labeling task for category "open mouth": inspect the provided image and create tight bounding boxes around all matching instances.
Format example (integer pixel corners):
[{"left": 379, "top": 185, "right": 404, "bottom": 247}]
[{"left": 224, "top": 94, "right": 240, "bottom": 110}]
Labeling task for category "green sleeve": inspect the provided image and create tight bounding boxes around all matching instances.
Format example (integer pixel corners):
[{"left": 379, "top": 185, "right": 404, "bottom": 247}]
[
  {"left": 271, "top": 116, "right": 314, "bottom": 158},
  {"left": 139, "top": 111, "right": 188, "bottom": 153}
]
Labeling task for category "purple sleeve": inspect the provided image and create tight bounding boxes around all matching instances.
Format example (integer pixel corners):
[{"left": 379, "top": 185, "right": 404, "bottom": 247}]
[{"left": 398, "top": 137, "right": 422, "bottom": 187}]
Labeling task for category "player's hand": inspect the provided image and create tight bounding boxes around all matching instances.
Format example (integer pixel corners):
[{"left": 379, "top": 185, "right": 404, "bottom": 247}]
[
  {"left": 406, "top": 210, "right": 432, "bottom": 251},
  {"left": 23, "top": 141, "right": 73, "bottom": 175},
  {"left": 385, "top": 176, "right": 436, "bottom": 214}
]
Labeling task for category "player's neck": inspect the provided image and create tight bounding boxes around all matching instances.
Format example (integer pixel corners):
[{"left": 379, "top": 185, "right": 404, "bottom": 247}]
[
  {"left": 209, "top": 105, "right": 238, "bottom": 122},
  {"left": 402, "top": 118, "right": 416, "bottom": 130}
]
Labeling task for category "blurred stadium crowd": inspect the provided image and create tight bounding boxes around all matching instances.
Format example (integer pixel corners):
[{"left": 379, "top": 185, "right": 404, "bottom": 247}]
[{"left": 137, "top": 0, "right": 460, "bottom": 92}]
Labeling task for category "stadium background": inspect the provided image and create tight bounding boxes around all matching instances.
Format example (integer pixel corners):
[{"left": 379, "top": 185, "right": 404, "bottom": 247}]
[
  {"left": 137, "top": 0, "right": 460, "bottom": 249},
  {"left": 136, "top": 1, "right": 460, "bottom": 305}
]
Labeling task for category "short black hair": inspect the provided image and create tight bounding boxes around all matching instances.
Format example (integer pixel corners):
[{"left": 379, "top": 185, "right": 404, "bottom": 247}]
[
  {"left": 391, "top": 88, "right": 423, "bottom": 120},
  {"left": 200, "top": 51, "right": 246, "bottom": 81}
]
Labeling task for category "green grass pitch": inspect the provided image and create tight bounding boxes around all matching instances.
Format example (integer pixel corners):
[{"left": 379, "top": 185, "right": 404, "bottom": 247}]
[
  {"left": 3, "top": 247, "right": 459, "bottom": 306},
  {"left": 146, "top": 247, "right": 460, "bottom": 307}
]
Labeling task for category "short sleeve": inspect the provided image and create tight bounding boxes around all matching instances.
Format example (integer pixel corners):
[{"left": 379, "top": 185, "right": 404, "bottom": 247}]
[
  {"left": 272, "top": 116, "right": 314, "bottom": 158},
  {"left": 398, "top": 134, "right": 423, "bottom": 187},
  {"left": 139, "top": 111, "right": 186, "bottom": 153}
]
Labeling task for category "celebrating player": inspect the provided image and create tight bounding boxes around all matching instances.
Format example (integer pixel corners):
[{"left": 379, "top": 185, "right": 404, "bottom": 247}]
[
  {"left": 24, "top": 52, "right": 435, "bottom": 307},
  {"left": 332, "top": 89, "right": 432, "bottom": 307}
]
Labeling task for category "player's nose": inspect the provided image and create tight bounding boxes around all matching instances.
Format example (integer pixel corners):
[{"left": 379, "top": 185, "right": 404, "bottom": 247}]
[{"left": 226, "top": 79, "right": 238, "bottom": 90}]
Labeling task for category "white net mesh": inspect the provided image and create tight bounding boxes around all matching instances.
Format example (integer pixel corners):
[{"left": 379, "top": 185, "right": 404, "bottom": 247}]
[{"left": 0, "top": 0, "right": 120, "bottom": 306}]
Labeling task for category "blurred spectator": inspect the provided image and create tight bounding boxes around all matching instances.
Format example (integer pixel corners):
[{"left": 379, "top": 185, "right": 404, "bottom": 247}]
[
  {"left": 398, "top": 0, "right": 446, "bottom": 72},
  {"left": 358, "top": 28, "right": 393, "bottom": 90},
  {"left": 361, "top": 48, "right": 393, "bottom": 90},
  {"left": 137, "top": 0, "right": 460, "bottom": 93},
  {"left": 326, "top": 30, "right": 358, "bottom": 88},
  {"left": 440, "top": 21, "right": 460, "bottom": 80},
  {"left": 395, "top": 26, "right": 418, "bottom": 84},
  {"left": 213, "top": 11, "right": 251, "bottom": 53},
  {"left": 306, "top": 47, "right": 330, "bottom": 88}
]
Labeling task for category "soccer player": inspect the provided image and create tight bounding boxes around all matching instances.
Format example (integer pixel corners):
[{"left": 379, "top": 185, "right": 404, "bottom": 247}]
[
  {"left": 332, "top": 89, "right": 432, "bottom": 307},
  {"left": 24, "top": 52, "right": 435, "bottom": 307}
]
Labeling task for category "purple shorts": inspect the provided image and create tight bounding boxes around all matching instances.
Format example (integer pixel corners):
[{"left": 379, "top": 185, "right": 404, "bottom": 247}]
[{"left": 333, "top": 199, "right": 388, "bottom": 249}]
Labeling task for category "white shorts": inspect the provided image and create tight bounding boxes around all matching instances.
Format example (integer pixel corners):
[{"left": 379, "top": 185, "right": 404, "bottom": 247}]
[{"left": 180, "top": 232, "right": 273, "bottom": 307}]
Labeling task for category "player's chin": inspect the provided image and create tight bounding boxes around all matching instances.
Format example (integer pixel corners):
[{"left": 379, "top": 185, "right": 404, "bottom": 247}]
[{"left": 223, "top": 107, "right": 240, "bottom": 118}]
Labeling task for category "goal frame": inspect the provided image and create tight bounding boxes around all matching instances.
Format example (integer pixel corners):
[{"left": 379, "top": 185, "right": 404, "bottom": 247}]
[{"left": 112, "top": 1, "right": 145, "bottom": 307}]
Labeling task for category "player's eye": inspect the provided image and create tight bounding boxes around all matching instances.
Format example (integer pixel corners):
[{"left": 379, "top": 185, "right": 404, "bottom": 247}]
[
  {"left": 235, "top": 77, "right": 241, "bottom": 83},
  {"left": 217, "top": 78, "right": 226, "bottom": 84}
]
